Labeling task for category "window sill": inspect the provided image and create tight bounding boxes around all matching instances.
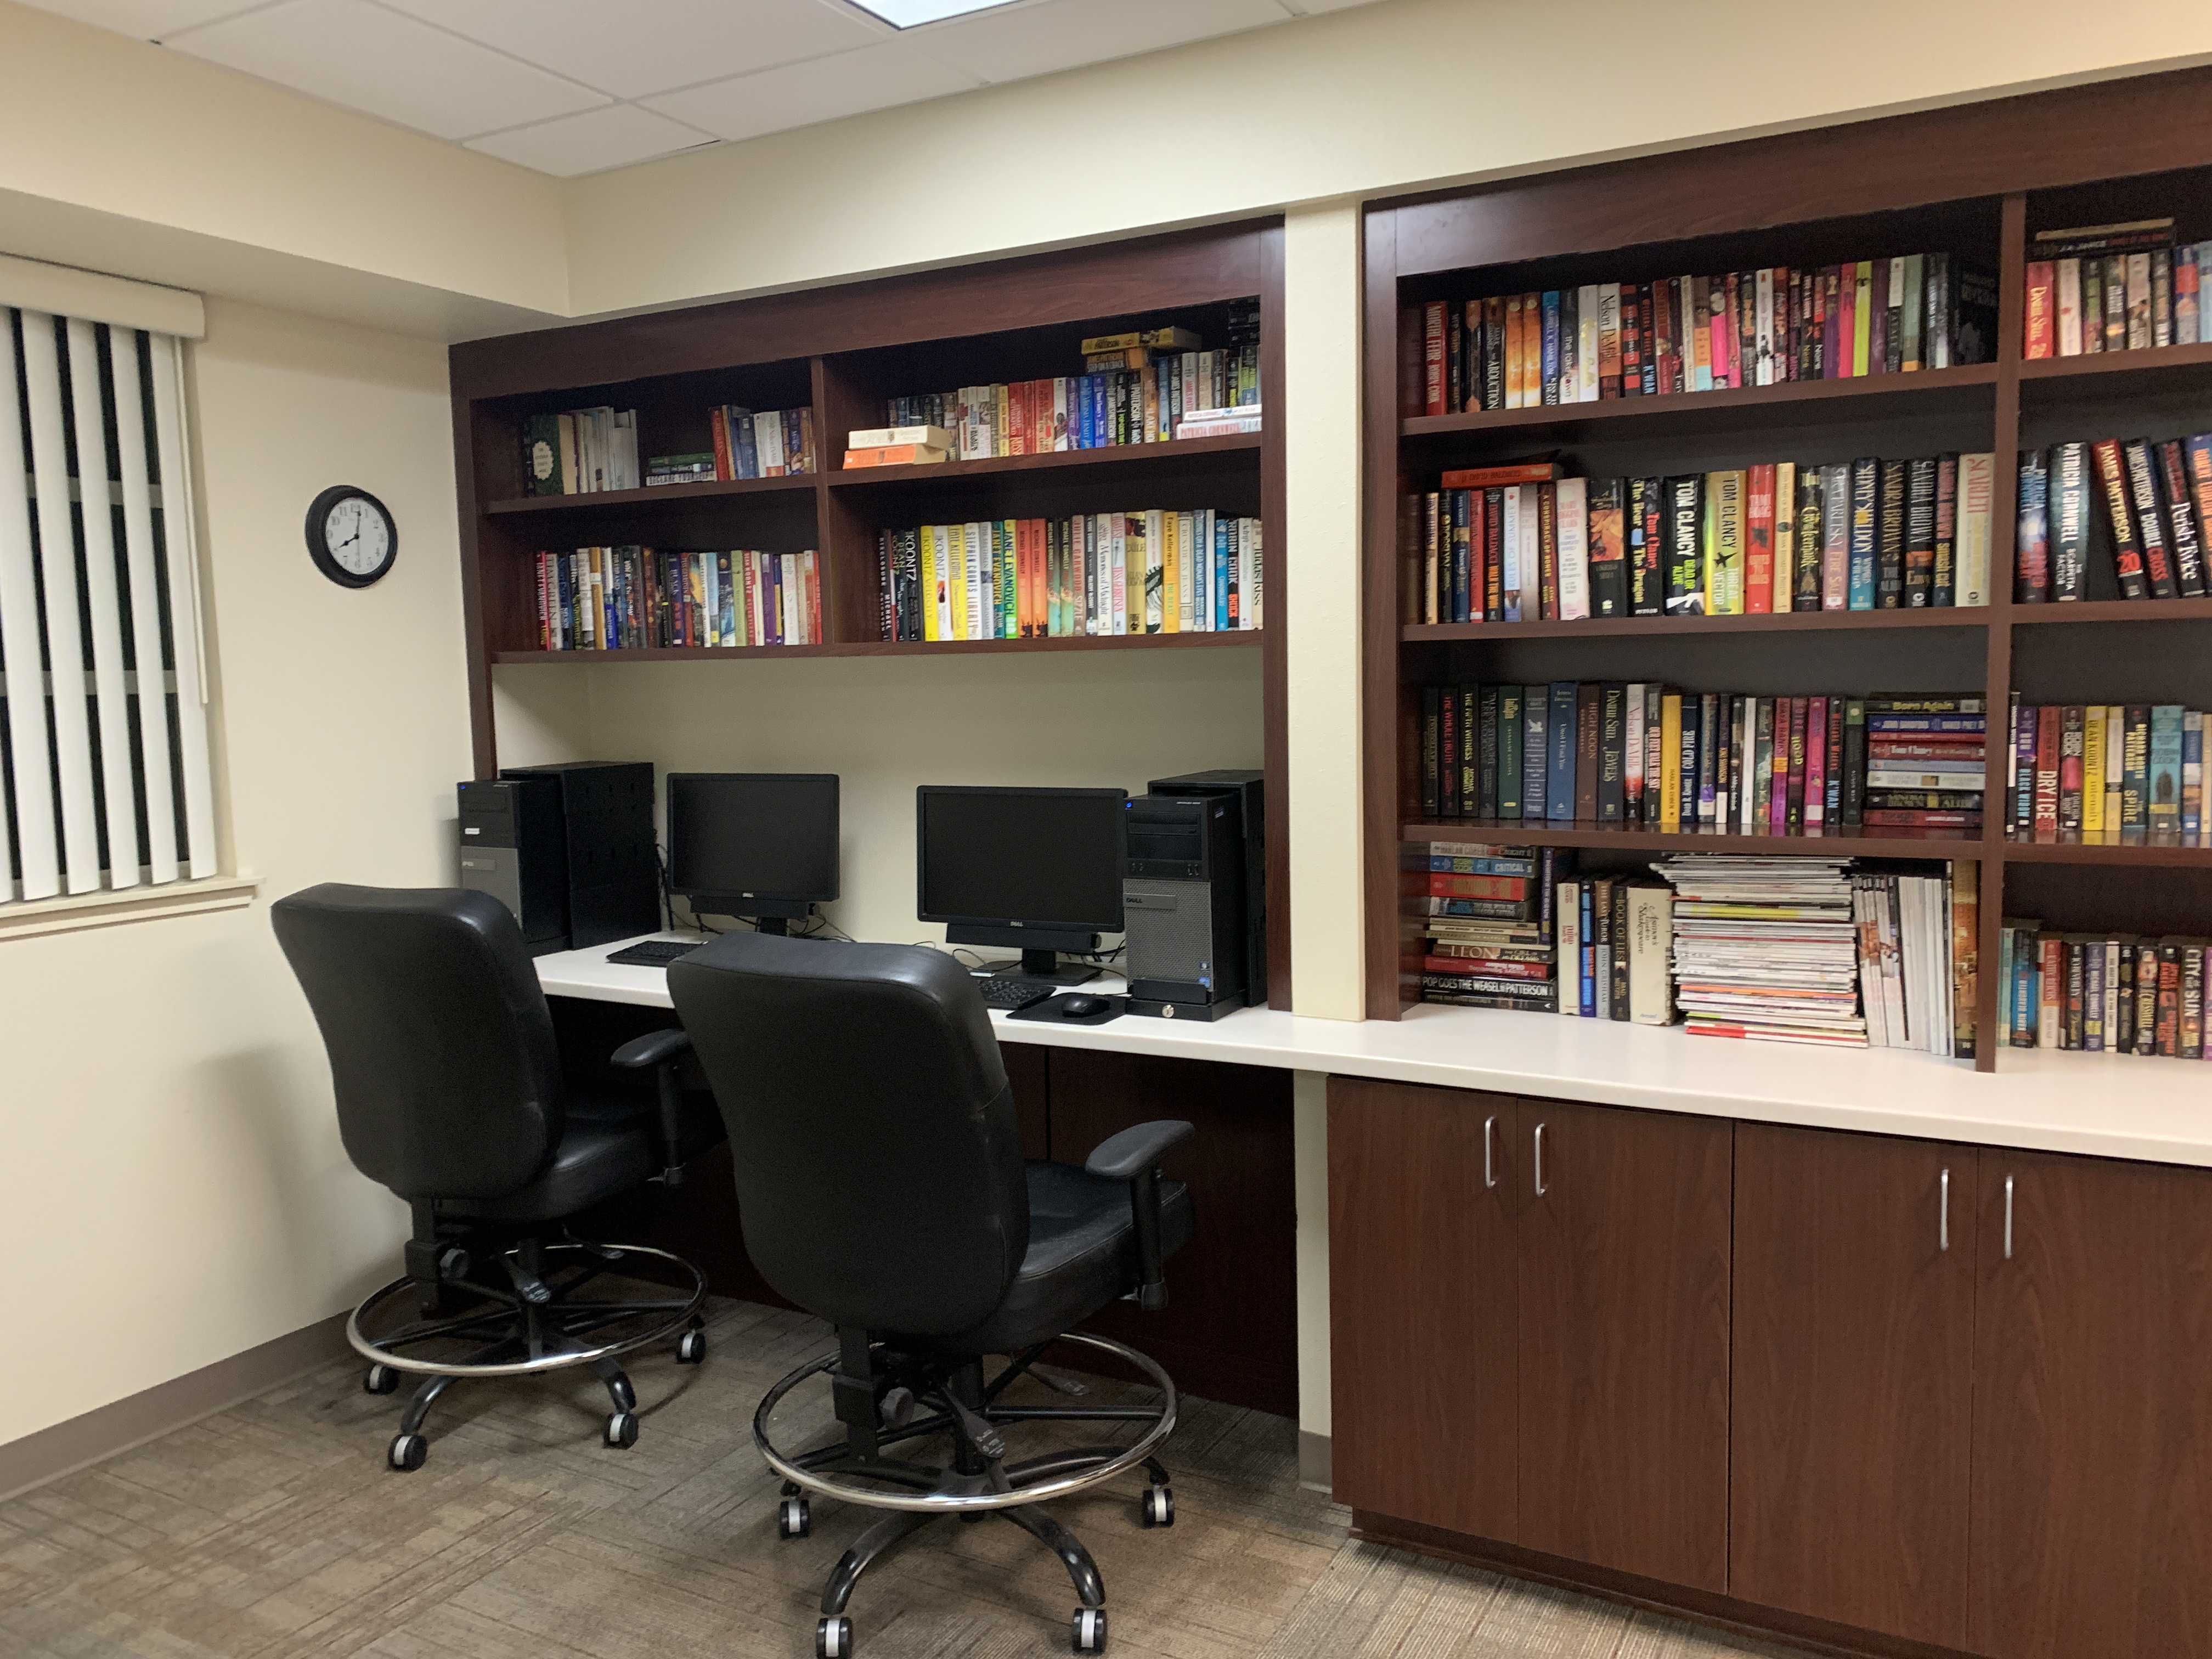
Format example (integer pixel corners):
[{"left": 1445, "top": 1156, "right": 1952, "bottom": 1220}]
[{"left": 0, "top": 873, "right": 260, "bottom": 941}]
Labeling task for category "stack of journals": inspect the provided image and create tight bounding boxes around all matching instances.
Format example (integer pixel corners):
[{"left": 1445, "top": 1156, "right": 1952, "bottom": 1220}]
[
  {"left": 2022, "top": 219, "right": 2207, "bottom": 358},
  {"left": 706, "top": 405, "right": 817, "bottom": 478},
  {"left": 521, "top": 407, "right": 640, "bottom": 495},
  {"left": 1410, "top": 452, "right": 1995, "bottom": 623},
  {"left": 877, "top": 511, "right": 1260, "bottom": 643},
  {"left": 1420, "top": 843, "right": 1573, "bottom": 1012},
  {"left": 1417, "top": 252, "right": 1995, "bottom": 414},
  {"left": 1852, "top": 865, "right": 1976, "bottom": 1057},
  {"left": 842, "top": 424, "right": 952, "bottom": 469},
  {"left": 1175, "top": 404, "right": 1265, "bottom": 438},
  {"left": 646, "top": 454, "right": 716, "bottom": 487},
  {"left": 1553, "top": 873, "right": 1675, "bottom": 1023},
  {"left": 1652, "top": 855, "right": 1866, "bottom": 1046},
  {"left": 531, "top": 546, "right": 822, "bottom": 650},
  {"left": 2001, "top": 924, "right": 2212, "bottom": 1057},
  {"left": 2015, "top": 434, "right": 2212, "bottom": 602},
  {"left": 2006, "top": 701, "right": 2208, "bottom": 843}
]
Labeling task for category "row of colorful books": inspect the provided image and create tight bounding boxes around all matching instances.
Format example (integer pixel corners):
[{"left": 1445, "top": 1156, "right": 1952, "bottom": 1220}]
[
  {"left": 1408, "top": 454, "right": 1996, "bottom": 623},
  {"left": 874, "top": 512, "right": 1262, "bottom": 644},
  {"left": 1415, "top": 253, "right": 1995, "bottom": 416},
  {"left": 521, "top": 407, "right": 640, "bottom": 495},
  {"left": 2022, "top": 219, "right": 2208, "bottom": 359},
  {"left": 2001, "top": 927, "right": 2212, "bottom": 1058},
  {"left": 1417, "top": 686, "right": 1986, "bottom": 834},
  {"left": 529, "top": 546, "right": 823, "bottom": 651},
  {"left": 2015, "top": 434, "right": 2212, "bottom": 602},
  {"left": 1418, "top": 843, "right": 1578, "bottom": 1014},
  {"left": 2005, "top": 701, "right": 2209, "bottom": 842}
]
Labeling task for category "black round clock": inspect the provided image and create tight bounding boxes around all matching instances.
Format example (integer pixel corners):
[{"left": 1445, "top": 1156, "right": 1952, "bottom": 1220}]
[{"left": 305, "top": 486, "right": 397, "bottom": 588}]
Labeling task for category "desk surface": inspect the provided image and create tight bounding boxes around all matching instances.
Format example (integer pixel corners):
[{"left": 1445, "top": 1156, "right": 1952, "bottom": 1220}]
[{"left": 539, "top": 932, "right": 2212, "bottom": 1170}]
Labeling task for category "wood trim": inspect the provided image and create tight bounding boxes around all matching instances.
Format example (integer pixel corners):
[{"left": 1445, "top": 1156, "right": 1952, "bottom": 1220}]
[
  {"left": 1404, "top": 608, "right": 1987, "bottom": 642},
  {"left": 490, "top": 630, "right": 1263, "bottom": 666},
  {"left": 1360, "top": 210, "right": 1408, "bottom": 1019},
  {"left": 1260, "top": 223, "right": 1292, "bottom": 1009},
  {"left": 0, "top": 873, "right": 258, "bottom": 940}
]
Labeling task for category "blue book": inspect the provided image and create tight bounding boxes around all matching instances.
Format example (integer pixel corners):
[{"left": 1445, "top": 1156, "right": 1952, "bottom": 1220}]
[
  {"left": 1075, "top": 377, "right": 1097, "bottom": 449},
  {"left": 731, "top": 407, "right": 759, "bottom": 479},
  {"left": 1092, "top": 375, "right": 1111, "bottom": 447},
  {"left": 1578, "top": 882, "right": 1595, "bottom": 1016},
  {"left": 1522, "top": 690, "right": 1549, "bottom": 821},
  {"left": 1451, "top": 489, "right": 1471, "bottom": 623},
  {"left": 555, "top": 554, "right": 573, "bottom": 647},
  {"left": 1847, "top": 457, "right": 1880, "bottom": 610},
  {"left": 2189, "top": 715, "right": 2204, "bottom": 842},
  {"left": 1546, "top": 680, "right": 1578, "bottom": 821},
  {"left": 2011, "top": 933, "right": 2039, "bottom": 1046},
  {"left": 1215, "top": 522, "right": 1229, "bottom": 630},
  {"left": 2151, "top": 704, "right": 2185, "bottom": 833},
  {"left": 1541, "top": 291, "right": 1562, "bottom": 404}
]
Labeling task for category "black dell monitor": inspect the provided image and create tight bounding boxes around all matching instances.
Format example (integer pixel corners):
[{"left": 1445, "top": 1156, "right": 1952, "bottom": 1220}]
[
  {"left": 667, "top": 772, "right": 839, "bottom": 935},
  {"left": 916, "top": 785, "right": 1127, "bottom": 983}
]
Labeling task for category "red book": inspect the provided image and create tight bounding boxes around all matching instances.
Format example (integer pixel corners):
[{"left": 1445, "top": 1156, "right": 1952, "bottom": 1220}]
[
  {"left": 1619, "top": 283, "right": 1644, "bottom": 397},
  {"left": 1745, "top": 462, "right": 1776, "bottom": 612},
  {"left": 1422, "top": 301, "right": 1447, "bottom": 416},
  {"left": 2034, "top": 704, "right": 2062, "bottom": 837},
  {"left": 1862, "top": 809, "right": 1984, "bottom": 827},
  {"left": 1429, "top": 873, "right": 1528, "bottom": 900},
  {"left": 1440, "top": 462, "right": 1561, "bottom": 488},
  {"left": 1468, "top": 490, "right": 1488, "bottom": 622},
  {"left": 2024, "top": 262, "right": 2056, "bottom": 358},
  {"left": 1423, "top": 955, "right": 1551, "bottom": 980},
  {"left": 709, "top": 408, "right": 733, "bottom": 482}
]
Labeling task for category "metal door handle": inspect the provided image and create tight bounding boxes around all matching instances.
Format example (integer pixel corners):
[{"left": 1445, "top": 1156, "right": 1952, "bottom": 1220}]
[
  {"left": 1533, "top": 1122, "right": 1547, "bottom": 1197},
  {"left": 1939, "top": 1167, "right": 1950, "bottom": 1252},
  {"left": 1482, "top": 1115, "right": 1498, "bottom": 1189},
  {"left": 2004, "top": 1175, "right": 2015, "bottom": 1260}
]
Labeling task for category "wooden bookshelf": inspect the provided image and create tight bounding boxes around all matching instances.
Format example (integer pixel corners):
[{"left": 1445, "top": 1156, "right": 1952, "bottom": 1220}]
[
  {"left": 449, "top": 221, "right": 1290, "bottom": 1006},
  {"left": 1361, "top": 67, "right": 2212, "bottom": 1071}
]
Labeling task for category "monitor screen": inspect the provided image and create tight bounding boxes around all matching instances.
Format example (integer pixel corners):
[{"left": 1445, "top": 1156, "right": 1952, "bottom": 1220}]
[
  {"left": 916, "top": 787, "right": 1126, "bottom": 931},
  {"left": 667, "top": 773, "right": 839, "bottom": 905}
]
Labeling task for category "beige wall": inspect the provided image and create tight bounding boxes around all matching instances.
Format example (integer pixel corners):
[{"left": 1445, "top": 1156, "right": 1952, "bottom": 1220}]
[{"left": 0, "top": 298, "right": 472, "bottom": 1446}]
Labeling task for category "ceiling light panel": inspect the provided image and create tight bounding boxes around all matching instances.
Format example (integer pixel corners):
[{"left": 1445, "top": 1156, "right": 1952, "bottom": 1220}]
[{"left": 844, "top": 0, "right": 1020, "bottom": 25}]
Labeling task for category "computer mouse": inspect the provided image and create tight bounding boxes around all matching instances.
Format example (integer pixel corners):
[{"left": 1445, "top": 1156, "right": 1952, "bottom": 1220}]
[{"left": 1058, "top": 994, "right": 1109, "bottom": 1017}]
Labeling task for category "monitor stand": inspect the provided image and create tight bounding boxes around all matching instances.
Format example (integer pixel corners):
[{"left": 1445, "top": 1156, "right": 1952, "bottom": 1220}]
[
  {"left": 752, "top": 916, "right": 790, "bottom": 936},
  {"left": 977, "top": 946, "right": 1099, "bottom": 986}
]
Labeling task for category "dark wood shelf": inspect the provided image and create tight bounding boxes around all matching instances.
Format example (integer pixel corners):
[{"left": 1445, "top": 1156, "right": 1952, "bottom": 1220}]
[
  {"left": 825, "top": 431, "right": 1260, "bottom": 488},
  {"left": 2017, "top": 338, "right": 2212, "bottom": 384},
  {"left": 1999, "top": 837, "right": 2212, "bottom": 866},
  {"left": 483, "top": 474, "right": 816, "bottom": 515},
  {"left": 1401, "top": 820, "right": 1987, "bottom": 854},
  {"left": 1404, "top": 607, "right": 1989, "bottom": 644},
  {"left": 492, "top": 630, "right": 1263, "bottom": 666},
  {"left": 2008, "top": 597, "right": 2212, "bottom": 626}
]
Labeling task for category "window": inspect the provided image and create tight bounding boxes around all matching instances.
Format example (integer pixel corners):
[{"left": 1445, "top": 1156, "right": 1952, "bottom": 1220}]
[{"left": 0, "top": 308, "right": 216, "bottom": 903}]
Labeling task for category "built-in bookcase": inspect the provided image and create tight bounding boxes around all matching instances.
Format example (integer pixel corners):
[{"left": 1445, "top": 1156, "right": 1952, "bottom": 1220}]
[
  {"left": 1361, "top": 67, "right": 2212, "bottom": 1071},
  {"left": 450, "top": 221, "right": 1289, "bottom": 1004}
]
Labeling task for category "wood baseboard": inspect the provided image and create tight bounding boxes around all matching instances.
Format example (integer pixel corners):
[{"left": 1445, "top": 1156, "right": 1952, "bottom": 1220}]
[
  {"left": 1350, "top": 1511, "right": 1985, "bottom": 1659},
  {"left": 0, "top": 1312, "right": 351, "bottom": 1502},
  {"left": 1297, "top": 1430, "right": 1331, "bottom": 1492}
]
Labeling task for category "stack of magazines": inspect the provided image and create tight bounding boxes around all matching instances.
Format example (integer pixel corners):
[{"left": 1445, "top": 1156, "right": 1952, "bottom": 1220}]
[{"left": 1651, "top": 855, "right": 1866, "bottom": 1046}]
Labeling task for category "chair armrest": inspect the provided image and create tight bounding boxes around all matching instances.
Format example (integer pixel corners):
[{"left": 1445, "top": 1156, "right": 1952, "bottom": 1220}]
[
  {"left": 611, "top": 1028, "right": 691, "bottom": 1069},
  {"left": 1084, "top": 1120, "right": 1193, "bottom": 1182},
  {"left": 608, "top": 1028, "right": 692, "bottom": 1184}
]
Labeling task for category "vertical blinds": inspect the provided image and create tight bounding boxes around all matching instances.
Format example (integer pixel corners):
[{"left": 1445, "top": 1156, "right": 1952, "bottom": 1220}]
[{"left": 0, "top": 309, "right": 214, "bottom": 902}]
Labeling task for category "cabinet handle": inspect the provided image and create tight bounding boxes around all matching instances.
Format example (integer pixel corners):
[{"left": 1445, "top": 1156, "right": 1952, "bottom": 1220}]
[
  {"left": 1533, "top": 1121, "right": 1547, "bottom": 1197},
  {"left": 2004, "top": 1175, "right": 2015, "bottom": 1260},
  {"left": 1482, "top": 1115, "right": 1498, "bottom": 1189},
  {"left": 1939, "top": 1167, "right": 1950, "bottom": 1251}
]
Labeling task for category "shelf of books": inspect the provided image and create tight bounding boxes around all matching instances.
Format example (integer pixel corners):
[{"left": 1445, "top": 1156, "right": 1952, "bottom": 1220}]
[{"left": 1363, "top": 84, "right": 2212, "bottom": 1074}]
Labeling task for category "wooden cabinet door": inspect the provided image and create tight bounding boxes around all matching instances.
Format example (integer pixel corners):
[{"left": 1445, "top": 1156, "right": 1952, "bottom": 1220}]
[
  {"left": 1516, "top": 1098, "right": 1732, "bottom": 1590},
  {"left": 1328, "top": 1078, "right": 1518, "bottom": 1541},
  {"left": 1970, "top": 1148, "right": 2212, "bottom": 1659},
  {"left": 1730, "top": 1124, "right": 1976, "bottom": 1647}
]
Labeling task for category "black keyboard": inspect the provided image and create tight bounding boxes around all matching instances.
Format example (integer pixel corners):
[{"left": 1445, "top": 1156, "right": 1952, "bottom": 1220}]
[
  {"left": 606, "top": 939, "right": 705, "bottom": 967},
  {"left": 977, "top": 976, "right": 1056, "bottom": 1011}
]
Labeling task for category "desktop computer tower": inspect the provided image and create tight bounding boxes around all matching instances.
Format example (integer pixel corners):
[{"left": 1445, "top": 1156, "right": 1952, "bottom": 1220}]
[
  {"left": 1146, "top": 769, "right": 1265, "bottom": 1006},
  {"left": 497, "top": 760, "right": 661, "bottom": 949},
  {"left": 456, "top": 776, "right": 570, "bottom": 954},
  {"left": 1123, "top": 792, "right": 1245, "bottom": 1020}
]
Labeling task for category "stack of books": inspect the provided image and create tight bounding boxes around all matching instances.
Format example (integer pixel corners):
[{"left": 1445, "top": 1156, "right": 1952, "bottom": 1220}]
[
  {"left": 1417, "top": 253, "right": 1996, "bottom": 414},
  {"left": 2001, "top": 924, "right": 2212, "bottom": 1057},
  {"left": 843, "top": 423, "right": 951, "bottom": 469},
  {"left": 1410, "top": 452, "right": 1996, "bottom": 623},
  {"left": 646, "top": 454, "right": 717, "bottom": 487},
  {"left": 531, "top": 546, "right": 821, "bottom": 650},
  {"left": 1420, "top": 843, "right": 1572, "bottom": 1012},
  {"left": 521, "top": 407, "right": 640, "bottom": 495},
  {"left": 2007, "top": 701, "right": 2208, "bottom": 843},
  {"left": 2016, "top": 434, "right": 2212, "bottom": 602},
  {"left": 2022, "top": 219, "right": 2209, "bottom": 358},
  {"left": 706, "top": 405, "right": 816, "bottom": 478},
  {"left": 1553, "top": 872, "right": 1675, "bottom": 1022},
  {"left": 1175, "top": 404, "right": 1265, "bottom": 438},
  {"left": 1865, "top": 698, "right": 1987, "bottom": 834},
  {"left": 1652, "top": 855, "right": 1866, "bottom": 1046},
  {"left": 1852, "top": 864, "right": 1976, "bottom": 1057}
]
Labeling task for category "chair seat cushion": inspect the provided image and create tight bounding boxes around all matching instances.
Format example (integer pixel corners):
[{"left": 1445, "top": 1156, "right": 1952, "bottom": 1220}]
[
  {"left": 901, "top": 1160, "right": 1193, "bottom": 1356},
  {"left": 442, "top": 1081, "right": 726, "bottom": 1223}
]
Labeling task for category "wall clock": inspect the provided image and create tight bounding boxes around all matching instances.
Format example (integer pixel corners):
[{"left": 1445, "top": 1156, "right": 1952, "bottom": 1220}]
[{"left": 305, "top": 486, "right": 397, "bottom": 588}]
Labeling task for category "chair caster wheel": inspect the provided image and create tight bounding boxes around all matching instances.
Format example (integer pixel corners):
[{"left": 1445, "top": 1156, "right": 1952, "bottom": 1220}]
[
  {"left": 363, "top": 1363, "right": 400, "bottom": 1396},
  {"left": 676, "top": 1328, "right": 706, "bottom": 1364},
  {"left": 816, "top": 1613, "right": 853, "bottom": 1656},
  {"left": 603, "top": 1411, "right": 640, "bottom": 1449},
  {"left": 1071, "top": 1606, "right": 1108, "bottom": 1652},
  {"left": 1141, "top": 1485, "right": 1175, "bottom": 1528},
  {"left": 387, "top": 1433, "right": 428, "bottom": 1472},
  {"left": 778, "top": 1495, "right": 811, "bottom": 1538}
]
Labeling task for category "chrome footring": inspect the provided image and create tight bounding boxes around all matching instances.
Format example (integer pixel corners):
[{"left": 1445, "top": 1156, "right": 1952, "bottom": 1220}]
[
  {"left": 754, "top": 1331, "right": 1177, "bottom": 1513},
  {"left": 347, "top": 1243, "right": 707, "bottom": 1379}
]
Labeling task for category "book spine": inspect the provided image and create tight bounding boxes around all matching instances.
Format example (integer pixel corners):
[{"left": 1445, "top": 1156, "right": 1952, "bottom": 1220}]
[
  {"left": 2158, "top": 439, "right": 2209, "bottom": 598},
  {"left": 2092, "top": 437, "right": 2150, "bottom": 599},
  {"left": 1876, "top": 458, "right": 1908, "bottom": 608},
  {"left": 2125, "top": 438, "right": 2180, "bottom": 599},
  {"left": 1664, "top": 475, "right": 1705, "bottom": 614},
  {"left": 2016, "top": 450, "right": 2052, "bottom": 602},
  {"left": 1848, "top": 458, "right": 1878, "bottom": 610},
  {"left": 1546, "top": 681, "right": 1578, "bottom": 821}
]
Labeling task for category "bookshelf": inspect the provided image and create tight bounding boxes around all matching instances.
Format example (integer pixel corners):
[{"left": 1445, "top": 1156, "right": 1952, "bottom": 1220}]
[
  {"left": 449, "top": 222, "right": 1289, "bottom": 1005},
  {"left": 1361, "top": 66, "right": 2212, "bottom": 1071}
]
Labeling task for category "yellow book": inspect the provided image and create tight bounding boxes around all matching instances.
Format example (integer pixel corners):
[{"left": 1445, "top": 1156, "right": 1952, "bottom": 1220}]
[
  {"left": 994, "top": 385, "right": 1012, "bottom": 458},
  {"left": 1706, "top": 470, "right": 1745, "bottom": 614},
  {"left": 1773, "top": 461, "right": 1796, "bottom": 609},
  {"left": 2082, "top": 705, "right": 2107, "bottom": 833},
  {"left": 946, "top": 523, "right": 968, "bottom": 640},
  {"left": 1161, "top": 509, "right": 1180, "bottom": 632},
  {"left": 920, "top": 526, "right": 940, "bottom": 641},
  {"left": 1852, "top": 261, "right": 1874, "bottom": 376},
  {"left": 1660, "top": 693, "right": 1684, "bottom": 831}
]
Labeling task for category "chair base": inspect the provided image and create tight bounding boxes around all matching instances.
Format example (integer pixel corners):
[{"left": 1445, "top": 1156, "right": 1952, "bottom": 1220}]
[{"left": 349, "top": 1236, "right": 708, "bottom": 1471}]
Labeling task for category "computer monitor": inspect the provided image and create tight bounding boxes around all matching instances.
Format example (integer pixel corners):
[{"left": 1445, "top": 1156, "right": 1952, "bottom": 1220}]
[
  {"left": 916, "top": 785, "right": 1127, "bottom": 983},
  {"left": 667, "top": 772, "right": 839, "bottom": 935}
]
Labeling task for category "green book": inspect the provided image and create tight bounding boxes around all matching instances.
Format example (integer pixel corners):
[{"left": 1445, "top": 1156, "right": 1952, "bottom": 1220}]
[{"left": 1498, "top": 686, "right": 1525, "bottom": 819}]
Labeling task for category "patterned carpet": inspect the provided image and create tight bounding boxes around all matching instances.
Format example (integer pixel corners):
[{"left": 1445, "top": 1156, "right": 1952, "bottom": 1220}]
[{"left": 0, "top": 1298, "right": 1821, "bottom": 1659}]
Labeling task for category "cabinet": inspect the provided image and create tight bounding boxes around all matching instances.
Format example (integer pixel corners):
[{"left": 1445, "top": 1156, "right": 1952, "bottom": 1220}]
[{"left": 1730, "top": 1124, "right": 1977, "bottom": 1647}]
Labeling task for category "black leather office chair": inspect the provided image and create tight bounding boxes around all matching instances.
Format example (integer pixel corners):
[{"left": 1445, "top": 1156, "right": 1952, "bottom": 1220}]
[
  {"left": 669, "top": 931, "right": 1193, "bottom": 1657},
  {"left": 273, "top": 883, "right": 727, "bottom": 1471}
]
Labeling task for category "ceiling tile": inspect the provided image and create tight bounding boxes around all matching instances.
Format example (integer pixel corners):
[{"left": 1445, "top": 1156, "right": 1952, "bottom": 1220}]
[
  {"left": 164, "top": 0, "right": 607, "bottom": 139},
  {"left": 916, "top": 0, "right": 1290, "bottom": 83},
  {"left": 1277, "top": 0, "right": 1386, "bottom": 11},
  {"left": 13, "top": 0, "right": 266, "bottom": 38},
  {"left": 375, "top": 0, "right": 888, "bottom": 100},
  {"left": 644, "top": 37, "right": 980, "bottom": 144},
  {"left": 465, "top": 103, "right": 717, "bottom": 176}
]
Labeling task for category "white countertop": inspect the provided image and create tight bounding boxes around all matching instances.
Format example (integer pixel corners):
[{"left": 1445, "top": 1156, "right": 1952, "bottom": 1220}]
[{"left": 538, "top": 933, "right": 2212, "bottom": 1169}]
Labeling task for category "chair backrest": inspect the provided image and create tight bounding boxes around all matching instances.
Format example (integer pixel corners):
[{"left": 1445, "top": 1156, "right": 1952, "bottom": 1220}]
[
  {"left": 669, "top": 932, "right": 1029, "bottom": 1335},
  {"left": 272, "top": 883, "right": 566, "bottom": 1203}
]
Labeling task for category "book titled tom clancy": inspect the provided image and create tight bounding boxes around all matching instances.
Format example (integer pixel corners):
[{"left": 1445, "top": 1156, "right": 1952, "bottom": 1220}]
[{"left": 1663, "top": 474, "right": 1706, "bottom": 613}]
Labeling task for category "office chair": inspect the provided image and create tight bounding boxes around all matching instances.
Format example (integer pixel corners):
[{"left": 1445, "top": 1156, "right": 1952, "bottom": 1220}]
[
  {"left": 668, "top": 931, "right": 1194, "bottom": 1658},
  {"left": 273, "top": 883, "right": 727, "bottom": 1471}
]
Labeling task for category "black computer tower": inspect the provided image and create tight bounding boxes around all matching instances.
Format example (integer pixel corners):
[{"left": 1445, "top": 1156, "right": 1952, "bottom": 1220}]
[
  {"left": 456, "top": 776, "right": 570, "bottom": 953},
  {"left": 498, "top": 761, "right": 660, "bottom": 949},
  {"left": 1123, "top": 792, "right": 1245, "bottom": 1020},
  {"left": 1146, "top": 769, "right": 1265, "bottom": 1006}
]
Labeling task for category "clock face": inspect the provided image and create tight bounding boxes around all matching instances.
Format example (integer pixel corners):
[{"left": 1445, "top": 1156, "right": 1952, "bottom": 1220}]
[{"left": 324, "top": 496, "right": 391, "bottom": 577}]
